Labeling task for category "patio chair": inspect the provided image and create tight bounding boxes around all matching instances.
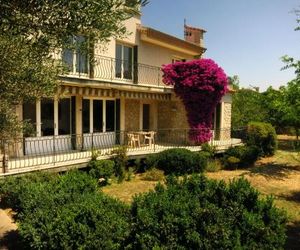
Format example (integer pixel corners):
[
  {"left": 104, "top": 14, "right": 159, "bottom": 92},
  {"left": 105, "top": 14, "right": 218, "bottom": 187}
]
[
  {"left": 144, "top": 131, "right": 156, "bottom": 147},
  {"left": 127, "top": 133, "right": 140, "bottom": 148}
]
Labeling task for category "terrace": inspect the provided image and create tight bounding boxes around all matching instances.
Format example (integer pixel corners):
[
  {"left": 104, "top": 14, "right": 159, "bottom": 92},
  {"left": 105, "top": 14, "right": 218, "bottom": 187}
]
[{"left": 0, "top": 128, "right": 244, "bottom": 176}]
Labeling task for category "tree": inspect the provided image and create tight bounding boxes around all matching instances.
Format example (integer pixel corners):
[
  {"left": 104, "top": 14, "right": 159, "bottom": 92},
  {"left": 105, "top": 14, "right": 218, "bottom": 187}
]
[
  {"left": 281, "top": 80, "right": 300, "bottom": 140},
  {"left": 0, "top": 0, "right": 147, "bottom": 140},
  {"left": 228, "top": 75, "right": 240, "bottom": 90},
  {"left": 162, "top": 59, "right": 228, "bottom": 143},
  {"left": 261, "top": 87, "right": 286, "bottom": 131},
  {"left": 231, "top": 88, "right": 268, "bottom": 128}
]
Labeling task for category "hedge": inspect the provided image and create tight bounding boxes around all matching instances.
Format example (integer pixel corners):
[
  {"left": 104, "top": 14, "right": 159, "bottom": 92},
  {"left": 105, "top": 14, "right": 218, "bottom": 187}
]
[
  {"left": 246, "top": 122, "right": 278, "bottom": 156},
  {"left": 146, "top": 148, "right": 208, "bottom": 175},
  {"left": 222, "top": 145, "right": 260, "bottom": 169},
  {"left": 128, "top": 175, "right": 287, "bottom": 249}
]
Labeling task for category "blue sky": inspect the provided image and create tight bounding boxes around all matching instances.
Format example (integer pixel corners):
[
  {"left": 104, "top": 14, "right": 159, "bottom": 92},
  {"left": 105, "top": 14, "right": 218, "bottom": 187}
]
[{"left": 141, "top": 0, "right": 300, "bottom": 91}]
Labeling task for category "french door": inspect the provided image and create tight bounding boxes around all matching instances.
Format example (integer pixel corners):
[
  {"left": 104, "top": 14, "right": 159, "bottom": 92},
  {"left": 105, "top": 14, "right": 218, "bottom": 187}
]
[
  {"left": 82, "top": 98, "right": 116, "bottom": 149},
  {"left": 23, "top": 97, "right": 75, "bottom": 155}
]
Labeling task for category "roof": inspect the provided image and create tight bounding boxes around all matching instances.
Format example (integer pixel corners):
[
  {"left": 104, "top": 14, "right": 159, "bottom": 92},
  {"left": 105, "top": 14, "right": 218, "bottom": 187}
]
[{"left": 138, "top": 25, "right": 206, "bottom": 56}]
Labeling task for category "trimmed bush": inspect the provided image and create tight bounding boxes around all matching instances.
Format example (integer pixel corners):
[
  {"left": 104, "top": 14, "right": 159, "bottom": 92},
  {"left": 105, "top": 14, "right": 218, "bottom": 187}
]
[
  {"left": 206, "top": 159, "right": 222, "bottom": 172},
  {"left": 0, "top": 170, "right": 97, "bottom": 215},
  {"left": 112, "top": 146, "right": 127, "bottom": 183},
  {"left": 141, "top": 168, "right": 165, "bottom": 181},
  {"left": 0, "top": 171, "right": 57, "bottom": 211},
  {"left": 128, "top": 175, "right": 287, "bottom": 249},
  {"left": 146, "top": 148, "right": 208, "bottom": 175},
  {"left": 246, "top": 122, "right": 278, "bottom": 156},
  {"left": 201, "top": 142, "right": 216, "bottom": 157},
  {"left": 19, "top": 193, "right": 130, "bottom": 250},
  {"left": 222, "top": 145, "right": 260, "bottom": 169},
  {"left": 88, "top": 159, "right": 115, "bottom": 185}
]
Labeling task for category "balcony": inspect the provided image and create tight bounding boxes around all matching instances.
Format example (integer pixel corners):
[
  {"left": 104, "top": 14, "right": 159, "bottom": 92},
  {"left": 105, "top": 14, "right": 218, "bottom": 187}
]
[{"left": 61, "top": 54, "right": 166, "bottom": 88}]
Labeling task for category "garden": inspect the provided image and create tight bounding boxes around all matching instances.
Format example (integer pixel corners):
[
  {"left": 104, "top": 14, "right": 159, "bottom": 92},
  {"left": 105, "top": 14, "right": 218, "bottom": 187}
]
[{"left": 0, "top": 122, "right": 299, "bottom": 249}]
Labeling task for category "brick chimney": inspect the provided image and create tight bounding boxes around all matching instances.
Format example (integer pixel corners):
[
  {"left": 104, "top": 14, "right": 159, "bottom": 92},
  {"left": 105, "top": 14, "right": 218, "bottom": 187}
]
[{"left": 184, "top": 24, "right": 205, "bottom": 47}]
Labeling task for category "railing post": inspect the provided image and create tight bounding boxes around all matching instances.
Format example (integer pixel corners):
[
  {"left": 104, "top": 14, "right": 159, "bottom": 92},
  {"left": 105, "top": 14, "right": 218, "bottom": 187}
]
[
  {"left": 110, "top": 58, "right": 113, "bottom": 82},
  {"left": 92, "top": 133, "right": 94, "bottom": 151},
  {"left": 53, "top": 135, "right": 56, "bottom": 165},
  {"left": 157, "top": 69, "right": 160, "bottom": 86}
]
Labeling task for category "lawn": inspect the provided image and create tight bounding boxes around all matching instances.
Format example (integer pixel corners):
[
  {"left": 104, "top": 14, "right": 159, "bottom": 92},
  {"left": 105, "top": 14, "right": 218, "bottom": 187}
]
[{"left": 103, "top": 149, "right": 300, "bottom": 249}]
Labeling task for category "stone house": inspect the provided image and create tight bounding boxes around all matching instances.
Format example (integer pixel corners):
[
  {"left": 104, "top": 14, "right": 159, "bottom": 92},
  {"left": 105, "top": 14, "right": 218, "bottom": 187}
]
[{"left": 3, "top": 12, "right": 234, "bottom": 173}]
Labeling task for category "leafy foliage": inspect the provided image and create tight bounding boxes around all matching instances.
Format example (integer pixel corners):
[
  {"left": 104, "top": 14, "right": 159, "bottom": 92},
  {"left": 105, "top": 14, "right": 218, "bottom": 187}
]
[
  {"left": 112, "top": 146, "right": 128, "bottom": 183},
  {"left": 0, "top": 170, "right": 129, "bottom": 249},
  {"left": 128, "top": 175, "right": 287, "bottom": 249},
  {"left": 232, "top": 88, "right": 268, "bottom": 128},
  {"left": 88, "top": 159, "right": 115, "bottom": 185},
  {"left": 146, "top": 148, "right": 208, "bottom": 175},
  {"left": 141, "top": 168, "right": 165, "bottom": 181},
  {"left": 162, "top": 59, "right": 228, "bottom": 143},
  {"left": 19, "top": 193, "right": 130, "bottom": 250},
  {"left": 222, "top": 145, "right": 260, "bottom": 169},
  {"left": 201, "top": 142, "right": 216, "bottom": 157},
  {"left": 246, "top": 122, "right": 278, "bottom": 156}
]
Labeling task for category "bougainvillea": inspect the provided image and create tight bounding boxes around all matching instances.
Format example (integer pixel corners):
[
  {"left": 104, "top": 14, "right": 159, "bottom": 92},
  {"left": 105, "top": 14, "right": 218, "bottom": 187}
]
[{"left": 162, "top": 59, "right": 228, "bottom": 143}]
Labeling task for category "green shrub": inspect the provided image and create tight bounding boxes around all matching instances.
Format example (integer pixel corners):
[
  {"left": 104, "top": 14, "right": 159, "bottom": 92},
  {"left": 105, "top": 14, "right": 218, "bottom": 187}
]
[
  {"left": 112, "top": 146, "right": 127, "bottom": 183},
  {"left": 141, "top": 168, "right": 165, "bottom": 181},
  {"left": 128, "top": 175, "right": 287, "bottom": 249},
  {"left": 0, "top": 171, "right": 57, "bottom": 211},
  {"left": 201, "top": 142, "right": 216, "bottom": 157},
  {"left": 146, "top": 148, "right": 208, "bottom": 175},
  {"left": 222, "top": 145, "right": 260, "bottom": 169},
  {"left": 88, "top": 159, "right": 115, "bottom": 185},
  {"left": 19, "top": 193, "right": 130, "bottom": 250},
  {"left": 206, "top": 159, "right": 222, "bottom": 172},
  {"left": 246, "top": 122, "right": 278, "bottom": 156},
  {"left": 0, "top": 170, "right": 97, "bottom": 215}
]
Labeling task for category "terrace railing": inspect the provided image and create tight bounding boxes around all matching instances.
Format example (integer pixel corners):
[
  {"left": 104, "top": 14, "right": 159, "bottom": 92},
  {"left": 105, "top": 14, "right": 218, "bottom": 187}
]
[
  {"left": 62, "top": 54, "right": 165, "bottom": 87},
  {"left": 0, "top": 128, "right": 246, "bottom": 174}
]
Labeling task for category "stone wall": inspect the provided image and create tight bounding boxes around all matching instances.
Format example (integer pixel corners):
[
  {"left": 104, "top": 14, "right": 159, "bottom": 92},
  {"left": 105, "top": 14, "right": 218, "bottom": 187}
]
[
  {"left": 220, "top": 102, "right": 232, "bottom": 140},
  {"left": 157, "top": 99, "right": 188, "bottom": 130},
  {"left": 125, "top": 99, "right": 140, "bottom": 131}
]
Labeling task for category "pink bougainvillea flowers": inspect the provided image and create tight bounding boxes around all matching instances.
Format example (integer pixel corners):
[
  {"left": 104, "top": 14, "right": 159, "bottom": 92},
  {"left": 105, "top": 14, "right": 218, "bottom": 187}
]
[{"left": 162, "top": 59, "right": 228, "bottom": 144}]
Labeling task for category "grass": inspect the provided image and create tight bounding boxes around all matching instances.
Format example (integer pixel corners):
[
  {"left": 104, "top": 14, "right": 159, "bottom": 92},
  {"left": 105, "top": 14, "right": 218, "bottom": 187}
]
[{"left": 102, "top": 149, "right": 300, "bottom": 249}]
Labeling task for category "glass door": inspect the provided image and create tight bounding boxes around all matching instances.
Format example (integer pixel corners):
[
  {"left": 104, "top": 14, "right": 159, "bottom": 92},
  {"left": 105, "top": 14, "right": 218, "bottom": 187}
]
[{"left": 115, "top": 44, "right": 133, "bottom": 80}]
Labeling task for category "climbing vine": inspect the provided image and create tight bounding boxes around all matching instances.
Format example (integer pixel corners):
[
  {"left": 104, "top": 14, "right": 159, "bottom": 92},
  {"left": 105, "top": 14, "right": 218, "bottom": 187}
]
[{"left": 162, "top": 59, "right": 228, "bottom": 143}]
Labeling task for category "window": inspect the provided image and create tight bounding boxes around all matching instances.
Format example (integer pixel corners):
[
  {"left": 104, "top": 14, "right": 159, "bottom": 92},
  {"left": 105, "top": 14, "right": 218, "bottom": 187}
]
[
  {"left": 58, "top": 98, "right": 71, "bottom": 135},
  {"left": 106, "top": 100, "right": 115, "bottom": 132},
  {"left": 41, "top": 99, "right": 54, "bottom": 136},
  {"left": 93, "top": 100, "right": 103, "bottom": 133},
  {"left": 115, "top": 44, "right": 133, "bottom": 80},
  {"left": 172, "top": 57, "right": 186, "bottom": 64},
  {"left": 82, "top": 99, "right": 90, "bottom": 133},
  {"left": 62, "top": 35, "right": 88, "bottom": 74}
]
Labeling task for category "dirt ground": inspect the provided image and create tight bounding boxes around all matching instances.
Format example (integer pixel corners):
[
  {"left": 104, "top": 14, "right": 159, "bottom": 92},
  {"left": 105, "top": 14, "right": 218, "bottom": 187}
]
[{"left": 0, "top": 209, "right": 18, "bottom": 250}]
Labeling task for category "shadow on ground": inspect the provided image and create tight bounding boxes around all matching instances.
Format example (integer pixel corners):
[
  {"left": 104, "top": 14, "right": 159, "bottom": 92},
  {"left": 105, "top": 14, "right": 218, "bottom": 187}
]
[
  {"left": 285, "top": 221, "right": 300, "bottom": 250},
  {"left": 0, "top": 230, "right": 25, "bottom": 250},
  {"left": 278, "top": 190, "right": 300, "bottom": 204},
  {"left": 245, "top": 162, "right": 300, "bottom": 180}
]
